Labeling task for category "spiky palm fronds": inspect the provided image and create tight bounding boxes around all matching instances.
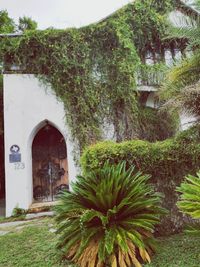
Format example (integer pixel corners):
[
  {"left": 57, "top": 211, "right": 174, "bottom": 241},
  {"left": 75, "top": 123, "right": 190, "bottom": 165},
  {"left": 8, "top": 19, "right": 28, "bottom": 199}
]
[
  {"left": 166, "top": 0, "right": 200, "bottom": 49},
  {"left": 177, "top": 172, "right": 200, "bottom": 219},
  {"left": 159, "top": 2, "right": 200, "bottom": 115},
  {"left": 166, "top": 17, "right": 200, "bottom": 50},
  {"left": 177, "top": 81, "right": 200, "bottom": 117},
  {"left": 177, "top": 171, "right": 200, "bottom": 235},
  {"left": 160, "top": 52, "right": 200, "bottom": 100},
  {"left": 54, "top": 162, "right": 165, "bottom": 267},
  {"left": 161, "top": 81, "right": 200, "bottom": 120}
]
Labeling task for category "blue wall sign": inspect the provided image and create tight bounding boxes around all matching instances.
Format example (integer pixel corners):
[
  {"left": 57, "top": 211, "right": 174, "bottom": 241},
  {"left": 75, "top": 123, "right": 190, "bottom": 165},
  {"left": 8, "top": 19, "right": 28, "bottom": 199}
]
[{"left": 9, "top": 145, "right": 21, "bottom": 163}]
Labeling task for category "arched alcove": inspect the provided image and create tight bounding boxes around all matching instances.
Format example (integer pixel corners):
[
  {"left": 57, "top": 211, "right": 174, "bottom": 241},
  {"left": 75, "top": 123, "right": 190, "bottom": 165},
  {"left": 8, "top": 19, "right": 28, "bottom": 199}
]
[{"left": 32, "top": 121, "right": 68, "bottom": 202}]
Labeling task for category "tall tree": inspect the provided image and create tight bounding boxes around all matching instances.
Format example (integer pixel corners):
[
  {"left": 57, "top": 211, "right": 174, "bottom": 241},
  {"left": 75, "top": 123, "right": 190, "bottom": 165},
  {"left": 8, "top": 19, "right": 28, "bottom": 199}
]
[
  {"left": 0, "top": 10, "right": 15, "bottom": 33},
  {"left": 18, "top": 16, "right": 37, "bottom": 32}
]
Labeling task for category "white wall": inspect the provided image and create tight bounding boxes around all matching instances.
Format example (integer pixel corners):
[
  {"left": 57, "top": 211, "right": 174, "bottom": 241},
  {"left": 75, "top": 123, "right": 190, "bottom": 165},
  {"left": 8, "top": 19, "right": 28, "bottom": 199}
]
[
  {"left": 145, "top": 92, "right": 157, "bottom": 108},
  {"left": 169, "top": 10, "right": 195, "bottom": 27},
  {"left": 4, "top": 74, "right": 78, "bottom": 216},
  {"left": 180, "top": 112, "right": 197, "bottom": 130}
]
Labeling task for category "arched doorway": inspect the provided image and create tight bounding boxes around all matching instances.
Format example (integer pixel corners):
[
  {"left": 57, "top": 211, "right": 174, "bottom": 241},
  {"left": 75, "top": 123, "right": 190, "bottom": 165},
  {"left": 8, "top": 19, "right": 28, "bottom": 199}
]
[{"left": 32, "top": 122, "right": 68, "bottom": 202}]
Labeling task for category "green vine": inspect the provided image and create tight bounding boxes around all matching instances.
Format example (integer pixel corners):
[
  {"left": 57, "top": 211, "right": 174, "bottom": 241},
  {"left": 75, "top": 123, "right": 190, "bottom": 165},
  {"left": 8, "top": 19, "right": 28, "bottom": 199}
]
[{"left": 0, "top": 0, "right": 176, "bottom": 151}]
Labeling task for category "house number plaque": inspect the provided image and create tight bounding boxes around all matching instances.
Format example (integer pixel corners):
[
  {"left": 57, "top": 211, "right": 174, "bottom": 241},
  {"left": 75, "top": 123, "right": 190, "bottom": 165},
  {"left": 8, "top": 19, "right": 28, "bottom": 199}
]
[{"left": 14, "top": 162, "right": 25, "bottom": 170}]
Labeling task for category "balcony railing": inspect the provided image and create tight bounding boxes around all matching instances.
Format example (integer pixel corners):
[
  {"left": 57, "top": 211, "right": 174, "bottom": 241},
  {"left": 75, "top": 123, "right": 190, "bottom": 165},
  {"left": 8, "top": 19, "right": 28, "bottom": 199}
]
[{"left": 136, "top": 63, "right": 168, "bottom": 87}]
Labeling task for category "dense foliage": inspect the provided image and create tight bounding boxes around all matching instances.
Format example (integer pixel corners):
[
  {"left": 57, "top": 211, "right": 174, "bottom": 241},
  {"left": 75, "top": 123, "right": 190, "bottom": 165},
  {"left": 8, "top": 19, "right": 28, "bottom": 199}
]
[
  {"left": 0, "top": 0, "right": 177, "bottom": 150},
  {"left": 0, "top": 10, "right": 38, "bottom": 33},
  {"left": 55, "top": 162, "right": 165, "bottom": 267},
  {"left": 0, "top": 10, "right": 15, "bottom": 33},
  {"left": 81, "top": 124, "right": 200, "bottom": 235}
]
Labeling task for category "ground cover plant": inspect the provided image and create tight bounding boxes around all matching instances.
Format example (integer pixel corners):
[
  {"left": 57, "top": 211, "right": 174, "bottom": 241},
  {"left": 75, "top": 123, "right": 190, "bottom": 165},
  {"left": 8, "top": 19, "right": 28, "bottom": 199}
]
[{"left": 55, "top": 162, "right": 165, "bottom": 267}]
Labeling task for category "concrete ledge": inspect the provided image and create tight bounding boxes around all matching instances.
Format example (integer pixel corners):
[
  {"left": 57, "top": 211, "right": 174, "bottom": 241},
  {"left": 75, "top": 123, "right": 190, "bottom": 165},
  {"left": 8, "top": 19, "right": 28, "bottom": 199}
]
[{"left": 28, "top": 201, "right": 58, "bottom": 213}]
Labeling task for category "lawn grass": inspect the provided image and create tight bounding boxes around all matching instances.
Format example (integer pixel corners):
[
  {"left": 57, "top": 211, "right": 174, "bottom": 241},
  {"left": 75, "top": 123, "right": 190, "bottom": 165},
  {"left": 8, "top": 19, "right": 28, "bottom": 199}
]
[
  {"left": 0, "top": 218, "right": 67, "bottom": 267},
  {"left": 0, "top": 217, "right": 200, "bottom": 267},
  {"left": 145, "top": 233, "right": 200, "bottom": 267},
  {"left": 0, "top": 214, "right": 26, "bottom": 223}
]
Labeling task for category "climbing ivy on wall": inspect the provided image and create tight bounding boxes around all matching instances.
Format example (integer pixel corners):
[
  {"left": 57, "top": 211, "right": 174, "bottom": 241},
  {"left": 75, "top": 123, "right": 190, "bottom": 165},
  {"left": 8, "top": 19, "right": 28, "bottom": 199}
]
[{"left": 0, "top": 0, "right": 176, "bottom": 150}]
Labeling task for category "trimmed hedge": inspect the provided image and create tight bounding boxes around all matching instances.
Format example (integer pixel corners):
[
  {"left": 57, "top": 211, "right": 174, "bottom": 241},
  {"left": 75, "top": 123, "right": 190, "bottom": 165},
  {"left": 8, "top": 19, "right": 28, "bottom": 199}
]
[{"left": 81, "top": 125, "right": 200, "bottom": 236}]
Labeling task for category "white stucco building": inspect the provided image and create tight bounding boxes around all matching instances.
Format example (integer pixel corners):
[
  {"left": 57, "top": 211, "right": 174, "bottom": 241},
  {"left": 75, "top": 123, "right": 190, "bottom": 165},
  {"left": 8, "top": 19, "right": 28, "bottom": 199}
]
[
  {"left": 3, "top": 74, "right": 78, "bottom": 216},
  {"left": 2, "top": 73, "right": 194, "bottom": 217},
  {"left": 0, "top": 1, "right": 199, "bottom": 217}
]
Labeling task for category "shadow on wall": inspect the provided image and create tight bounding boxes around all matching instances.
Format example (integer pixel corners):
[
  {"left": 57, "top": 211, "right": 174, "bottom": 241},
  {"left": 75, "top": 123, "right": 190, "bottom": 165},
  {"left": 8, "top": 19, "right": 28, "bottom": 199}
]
[
  {"left": 0, "top": 78, "right": 5, "bottom": 201},
  {"left": 0, "top": 133, "right": 5, "bottom": 217},
  {"left": 0, "top": 132, "right": 5, "bottom": 201}
]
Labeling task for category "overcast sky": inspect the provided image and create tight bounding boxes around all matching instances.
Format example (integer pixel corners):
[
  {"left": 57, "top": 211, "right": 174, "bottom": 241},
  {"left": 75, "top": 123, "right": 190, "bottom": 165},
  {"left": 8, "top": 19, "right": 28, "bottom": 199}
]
[{"left": 0, "top": 0, "right": 133, "bottom": 29}]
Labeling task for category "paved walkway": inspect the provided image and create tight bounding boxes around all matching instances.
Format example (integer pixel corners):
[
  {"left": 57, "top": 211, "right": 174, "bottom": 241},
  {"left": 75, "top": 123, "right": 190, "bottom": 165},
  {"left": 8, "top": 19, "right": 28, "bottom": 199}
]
[
  {"left": 0, "top": 220, "right": 34, "bottom": 236},
  {"left": 0, "top": 211, "right": 54, "bottom": 236},
  {"left": 0, "top": 220, "right": 34, "bottom": 229}
]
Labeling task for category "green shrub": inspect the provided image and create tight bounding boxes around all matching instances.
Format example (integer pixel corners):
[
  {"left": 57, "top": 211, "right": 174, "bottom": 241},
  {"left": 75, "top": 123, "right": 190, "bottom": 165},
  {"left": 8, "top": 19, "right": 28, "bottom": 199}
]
[
  {"left": 12, "top": 206, "right": 27, "bottom": 217},
  {"left": 81, "top": 125, "right": 200, "bottom": 235},
  {"left": 177, "top": 171, "right": 200, "bottom": 235},
  {"left": 55, "top": 162, "right": 165, "bottom": 267}
]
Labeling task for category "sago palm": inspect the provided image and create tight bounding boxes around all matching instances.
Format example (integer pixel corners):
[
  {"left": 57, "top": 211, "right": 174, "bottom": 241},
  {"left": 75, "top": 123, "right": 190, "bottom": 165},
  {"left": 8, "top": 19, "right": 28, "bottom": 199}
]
[
  {"left": 177, "top": 171, "right": 200, "bottom": 234},
  {"left": 54, "top": 161, "right": 165, "bottom": 267}
]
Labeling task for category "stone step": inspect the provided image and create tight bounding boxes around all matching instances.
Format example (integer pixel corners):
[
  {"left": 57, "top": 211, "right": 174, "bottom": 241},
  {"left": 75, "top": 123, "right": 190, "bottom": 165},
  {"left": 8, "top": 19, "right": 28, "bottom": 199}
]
[
  {"left": 25, "top": 211, "right": 54, "bottom": 220},
  {"left": 28, "top": 201, "right": 58, "bottom": 213}
]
